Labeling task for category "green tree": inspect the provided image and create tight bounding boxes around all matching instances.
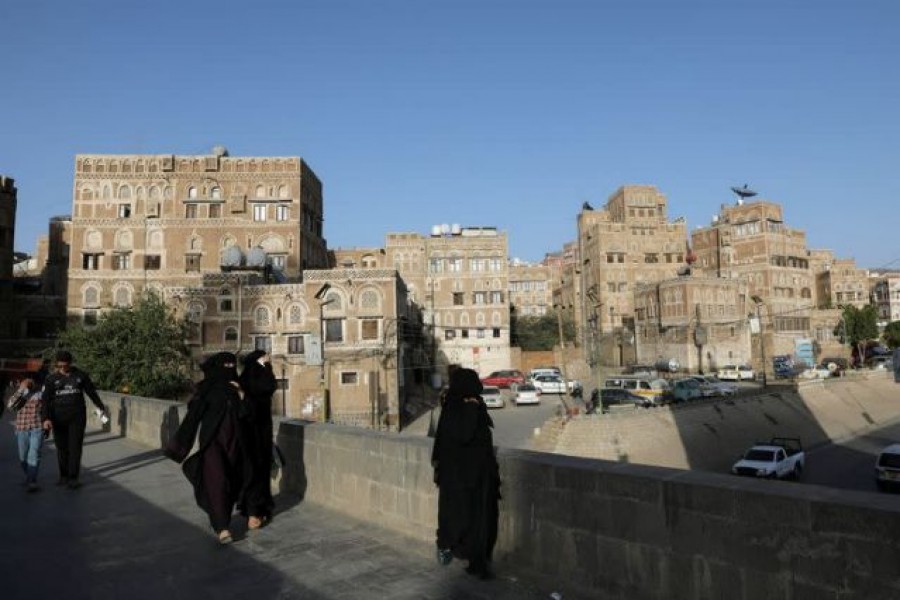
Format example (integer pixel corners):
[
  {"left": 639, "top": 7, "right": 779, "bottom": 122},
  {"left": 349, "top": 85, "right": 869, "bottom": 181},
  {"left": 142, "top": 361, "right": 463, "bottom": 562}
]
[
  {"left": 834, "top": 305, "right": 879, "bottom": 364},
  {"left": 883, "top": 321, "right": 900, "bottom": 349},
  {"left": 511, "top": 309, "right": 576, "bottom": 351},
  {"left": 55, "top": 293, "right": 192, "bottom": 398}
]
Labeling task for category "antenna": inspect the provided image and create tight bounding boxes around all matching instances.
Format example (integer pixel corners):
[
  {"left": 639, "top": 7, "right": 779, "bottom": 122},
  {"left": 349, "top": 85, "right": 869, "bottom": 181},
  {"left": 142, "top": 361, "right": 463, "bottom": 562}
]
[{"left": 730, "top": 184, "right": 757, "bottom": 205}]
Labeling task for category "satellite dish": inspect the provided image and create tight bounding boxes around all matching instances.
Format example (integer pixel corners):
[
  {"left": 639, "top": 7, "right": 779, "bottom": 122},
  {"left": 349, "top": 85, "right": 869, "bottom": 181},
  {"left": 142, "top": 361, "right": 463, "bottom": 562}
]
[
  {"left": 221, "top": 245, "right": 243, "bottom": 268},
  {"left": 212, "top": 145, "right": 229, "bottom": 157},
  {"left": 246, "top": 246, "right": 267, "bottom": 268},
  {"left": 730, "top": 184, "right": 757, "bottom": 205}
]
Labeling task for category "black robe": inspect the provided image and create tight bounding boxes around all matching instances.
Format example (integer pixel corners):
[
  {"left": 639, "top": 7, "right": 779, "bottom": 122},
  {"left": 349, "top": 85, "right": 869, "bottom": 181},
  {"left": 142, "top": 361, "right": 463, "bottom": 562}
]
[
  {"left": 166, "top": 366, "right": 252, "bottom": 532},
  {"left": 431, "top": 369, "right": 501, "bottom": 570},
  {"left": 239, "top": 352, "right": 277, "bottom": 519}
]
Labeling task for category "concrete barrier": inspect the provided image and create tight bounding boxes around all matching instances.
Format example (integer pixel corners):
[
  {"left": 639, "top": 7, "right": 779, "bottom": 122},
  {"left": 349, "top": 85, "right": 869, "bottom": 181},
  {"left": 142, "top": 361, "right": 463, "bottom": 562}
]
[{"left": 100, "top": 388, "right": 900, "bottom": 598}]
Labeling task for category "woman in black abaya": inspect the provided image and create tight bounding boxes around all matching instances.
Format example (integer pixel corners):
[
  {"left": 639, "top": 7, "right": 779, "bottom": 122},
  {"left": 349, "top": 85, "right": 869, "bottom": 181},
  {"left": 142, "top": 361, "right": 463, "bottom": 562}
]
[
  {"left": 165, "top": 352, "right": 252, "bottom": 544},
  {"left": 239, "top": 350, "right": 277, "bottom": 529},
  {"left": 431, "top": 367, "right": 501, "bottom": 579}
]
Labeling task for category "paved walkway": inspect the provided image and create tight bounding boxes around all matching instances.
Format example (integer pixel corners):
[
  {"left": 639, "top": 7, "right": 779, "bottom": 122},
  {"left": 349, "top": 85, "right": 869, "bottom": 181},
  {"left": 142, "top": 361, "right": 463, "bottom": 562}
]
[{"left": 1, "top": 417, "right": 556, "bottom": 600}]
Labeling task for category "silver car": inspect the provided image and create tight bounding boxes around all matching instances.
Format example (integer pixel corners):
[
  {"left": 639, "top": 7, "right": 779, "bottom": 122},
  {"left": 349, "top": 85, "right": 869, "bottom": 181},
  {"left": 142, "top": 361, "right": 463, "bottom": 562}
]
[{"left": 481, "top": 385, "right": 505, "bottom": 409}]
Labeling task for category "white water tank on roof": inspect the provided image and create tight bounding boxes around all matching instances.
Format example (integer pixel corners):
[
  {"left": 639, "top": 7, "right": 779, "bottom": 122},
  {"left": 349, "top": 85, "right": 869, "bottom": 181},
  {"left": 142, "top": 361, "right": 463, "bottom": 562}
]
[
  {"left": 246, "top": 246, "right": 267, "bottom": 268},
  {"left": 221, "top": 245, "right": 243, "bottom": 268},
  {"left": 451, "top": 223, "right": 461, "bottom": 235},
  {"left": 431, "top": 225, "right": 442, "bottom": 237}
]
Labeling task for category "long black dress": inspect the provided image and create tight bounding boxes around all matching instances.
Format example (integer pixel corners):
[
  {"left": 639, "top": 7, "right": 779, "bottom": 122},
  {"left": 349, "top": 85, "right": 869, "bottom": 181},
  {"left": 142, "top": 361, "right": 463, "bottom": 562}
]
[
  {"left": 431, "top": 368, "right": 501, "bottom": 577},
  {"left": 239, "top": 350, "right": 277, "bottom": 521},
  {"left": 165, "top": 353, "right": 252, "bottom": 535}
]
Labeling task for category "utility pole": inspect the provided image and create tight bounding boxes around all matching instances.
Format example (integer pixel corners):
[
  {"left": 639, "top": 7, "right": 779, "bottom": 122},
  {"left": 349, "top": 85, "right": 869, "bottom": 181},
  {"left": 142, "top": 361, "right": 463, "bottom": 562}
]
[{"left": 555, "top": 305, "right": 572, "bottom": 412}]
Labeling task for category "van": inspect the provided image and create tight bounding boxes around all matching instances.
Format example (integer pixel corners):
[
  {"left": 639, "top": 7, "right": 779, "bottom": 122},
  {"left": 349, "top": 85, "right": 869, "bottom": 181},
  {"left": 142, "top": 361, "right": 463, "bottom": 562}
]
[
  {"left": 875, "top": 444, "right": 900, "bottom": 491},
  {"left": 603, "top": 376, "right": 670, "bottom": 406}
]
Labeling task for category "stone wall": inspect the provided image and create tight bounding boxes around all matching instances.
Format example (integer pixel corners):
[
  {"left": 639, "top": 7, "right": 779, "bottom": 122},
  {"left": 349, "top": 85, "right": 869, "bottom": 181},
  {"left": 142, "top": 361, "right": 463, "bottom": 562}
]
[
  {"left": 105, "top": 387, "right": 900, "bottom": 599},
  {"left": 277, "top": 419, "right": 900, "bottom": 599}
]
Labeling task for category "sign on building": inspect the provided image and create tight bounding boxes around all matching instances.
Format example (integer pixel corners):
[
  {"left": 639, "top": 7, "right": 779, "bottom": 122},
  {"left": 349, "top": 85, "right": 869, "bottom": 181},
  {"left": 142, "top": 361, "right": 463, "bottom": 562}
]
[{"left": 306, "top": 335, "right": 323, "bottom": 366}]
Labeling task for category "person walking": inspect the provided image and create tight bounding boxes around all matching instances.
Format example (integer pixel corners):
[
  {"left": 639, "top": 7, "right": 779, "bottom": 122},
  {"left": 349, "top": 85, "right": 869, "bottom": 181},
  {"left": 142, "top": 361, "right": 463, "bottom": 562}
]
[
  {"left": 238, "top": 350, "right": 277, "bottom": 530},
  {"left": 40, "top": 351, "right": 108, "bottom": 490},
  {"left": 431, "top": 367, "right": 501, "bottom": 579},
  {"left": 7, "top": 372, "right": 46, "bottom": 492},
  {"left": 165, "top": 352, "right": 253, "bottom": 544}
]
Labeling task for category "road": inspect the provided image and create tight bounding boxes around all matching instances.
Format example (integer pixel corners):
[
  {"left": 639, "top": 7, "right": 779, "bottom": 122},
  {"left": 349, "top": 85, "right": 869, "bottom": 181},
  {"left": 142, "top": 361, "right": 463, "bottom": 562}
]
[
  {"left": 487, "top": 389, "right": 569, "bottom": 449},
  {"left": 804, "top": 421, "right": 900, "bottom": 492}
]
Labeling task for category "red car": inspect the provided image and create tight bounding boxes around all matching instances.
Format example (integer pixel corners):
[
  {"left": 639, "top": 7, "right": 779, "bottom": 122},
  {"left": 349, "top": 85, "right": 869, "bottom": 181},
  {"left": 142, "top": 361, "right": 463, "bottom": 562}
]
[{"left": 480, "top": 370, "right": 525, "bottom": 389}]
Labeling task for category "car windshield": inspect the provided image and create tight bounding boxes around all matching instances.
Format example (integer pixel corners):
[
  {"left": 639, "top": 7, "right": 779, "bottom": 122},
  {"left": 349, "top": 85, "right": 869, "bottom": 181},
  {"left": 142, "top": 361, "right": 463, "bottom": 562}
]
[
  {"left": 518, "top": 384, "right": 537, "bottom": 392},
  {"left": 744, "top": 449, "right": 775, "bottom": 462},
  {"left": 482, "top": 387, "right": 501, "bottom": 395},
  {"left": 878, "top": 452, "right": 900, "bottom": 468}
]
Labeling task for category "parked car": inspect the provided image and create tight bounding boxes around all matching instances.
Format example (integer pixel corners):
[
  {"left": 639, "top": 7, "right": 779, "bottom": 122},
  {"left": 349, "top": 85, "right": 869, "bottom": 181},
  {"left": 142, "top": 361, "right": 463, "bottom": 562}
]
[
  {"left": 737, "top": 365, "right": 755, "bottom": 381},
  {"left": 717, "top": 364, "right": 740, "bottom": 381},
  {"left": 480, "top": 369, "right": 525, "bottom": 389},
  {"left": 532, "top": 374, "right": 566, "bottom": 394},
  {"left": 481, "top": 385, "right": 505, "bottom": 409},
  {"left": 689, "top": 375, "right": 737, "bottom": 397},
  {"left": 604, "top": 376, "right": 670, "bottom": 405},
  {"left": 875, "top": 443, "right": 900, "bottom": 491},
  {"left": 513, "top": 383, "right": 541, "bottom": 406},
  {"left": 529, "top": 367, "right": 561, "bottom": 381},
  {"left": 731, "top": 437, "right": 804, "bottom": 480},
  {"left": 671, "top": 378, "right": 703, "bottom": 403},
  {"left": 599, "top": 388, "right": 651, "bottom": 411},
  {"left": 867, "top": 356, "right": 893, "bottom": 371}
]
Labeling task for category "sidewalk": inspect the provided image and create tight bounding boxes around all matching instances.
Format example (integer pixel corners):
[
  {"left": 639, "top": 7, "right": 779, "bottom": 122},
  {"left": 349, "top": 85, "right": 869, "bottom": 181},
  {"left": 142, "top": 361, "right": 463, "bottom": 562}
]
[{"left": 1, "top": 417, "right": 554, "bottom": 600}]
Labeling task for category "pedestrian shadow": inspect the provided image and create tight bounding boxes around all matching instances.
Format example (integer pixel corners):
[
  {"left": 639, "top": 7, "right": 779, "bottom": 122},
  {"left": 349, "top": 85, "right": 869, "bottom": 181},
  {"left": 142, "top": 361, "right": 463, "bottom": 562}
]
[{"left": 272, "top": 419, "right": 308, "bottom": 518}]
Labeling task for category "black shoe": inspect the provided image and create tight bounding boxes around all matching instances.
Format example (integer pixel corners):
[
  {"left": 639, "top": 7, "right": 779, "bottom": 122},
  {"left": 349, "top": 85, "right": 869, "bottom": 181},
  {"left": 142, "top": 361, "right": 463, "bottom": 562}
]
[
  {"left": 67, "top": 480, "right": 81, "bottom": 490},
  {"left": 436, "top": 548, "right": 453, "bottom": 566}
]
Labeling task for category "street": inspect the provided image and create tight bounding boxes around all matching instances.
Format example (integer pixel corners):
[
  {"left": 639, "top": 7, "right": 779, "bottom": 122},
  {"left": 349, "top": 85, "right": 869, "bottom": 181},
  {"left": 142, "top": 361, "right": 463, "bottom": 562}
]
[{"left": 487, "top": 389, "right": 569, "bottom": 450}]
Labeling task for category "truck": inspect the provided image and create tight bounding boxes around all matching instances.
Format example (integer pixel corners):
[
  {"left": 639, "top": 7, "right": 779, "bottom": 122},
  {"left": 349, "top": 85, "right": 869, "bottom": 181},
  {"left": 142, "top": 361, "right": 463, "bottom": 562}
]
[{"left": 731, "top": 437, "right": 805, "bottom": 480}]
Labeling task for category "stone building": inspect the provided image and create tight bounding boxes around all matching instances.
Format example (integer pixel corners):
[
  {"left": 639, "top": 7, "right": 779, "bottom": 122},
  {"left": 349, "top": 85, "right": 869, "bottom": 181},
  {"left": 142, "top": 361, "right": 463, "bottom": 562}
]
[
  {"left": 691, "top": 198, "right": 858, "bottom": 373},
  {"left": 164, "top": 267, "right": 417, "bottom": 429},
  {"left": 576, "top": 185, "right": 689, "bottom": 367},
  {"left": 634, "top": 275, "right": 751, "bottom": 373},
  {"left": 817, "top": 257, "right": 870, "bottom": 310},
  {"left": 66, "top": 148, "right": 328, "bottom": 323},
  {"left": 384, "top": 225, "right": 511, "bottom": 380},
  {"left": 872, "top": 273, "right": 900, "bottom": 326},
  {"left": 508, "top": 261, "right": 552, "bottom": 317}
]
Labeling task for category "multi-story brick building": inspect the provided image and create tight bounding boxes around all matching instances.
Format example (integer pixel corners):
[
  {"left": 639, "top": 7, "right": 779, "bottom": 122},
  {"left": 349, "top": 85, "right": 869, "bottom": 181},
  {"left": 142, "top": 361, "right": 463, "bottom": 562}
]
[
  {"left": 817, "top": 258, "right": 870, "bottom": 309},
  {"left": 385, "top": 225, "right": 511, "bottom": 379},
  {"left": 691, "top": 198, "right": 858, "bottom": 372},
  {"left": 634, "top": 274, "right": 751, "bottom": 373},
  {"left": 66, "top": 148, "right": 328, "bottom": 323},
  {"left": 871, "top": 272, "right": 900, "bottom": 326},
  {"left": 508, "top": 260, "right": 552, "bottom": 317},
  {"left": 576, "top": 185, "right": 689, "bottom": 366}
]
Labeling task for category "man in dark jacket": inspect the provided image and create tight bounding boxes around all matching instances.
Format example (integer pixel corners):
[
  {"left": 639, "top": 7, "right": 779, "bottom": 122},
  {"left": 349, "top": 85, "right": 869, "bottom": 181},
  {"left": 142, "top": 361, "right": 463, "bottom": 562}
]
[{"left": 41, "top": 350, "right": 108, "bottom": 489}]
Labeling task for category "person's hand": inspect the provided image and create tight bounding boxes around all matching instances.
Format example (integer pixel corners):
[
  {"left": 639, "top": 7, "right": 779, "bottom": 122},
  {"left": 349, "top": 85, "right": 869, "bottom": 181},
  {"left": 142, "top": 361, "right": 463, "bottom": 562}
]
[
  {"left": 18, "top": 378, "right": 32, "bottom": 390},
  {"left": 42, "top": 420, "right": 52, "bottom": 431}
]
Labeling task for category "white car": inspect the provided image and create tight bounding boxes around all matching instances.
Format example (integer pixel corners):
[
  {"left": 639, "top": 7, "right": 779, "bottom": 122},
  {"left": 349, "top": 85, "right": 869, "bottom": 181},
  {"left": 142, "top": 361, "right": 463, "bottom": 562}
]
[
  {"left": 876, "top": 443, "right": 900, "bottom": 491},
  {"left": 532, "top": 374, "right": 566, "bottom": 394},
  {"left": 481, "top": 385, "right": 505, "bottom": 409},
  {"left": 737, "top": 365, "right": 755, "bottom": 380},
  {"left": 514, "top": 384, "right": 541, "bottom": 406},
  {"left": 717, "top": 365, "right": 740, "bottom": 381}
]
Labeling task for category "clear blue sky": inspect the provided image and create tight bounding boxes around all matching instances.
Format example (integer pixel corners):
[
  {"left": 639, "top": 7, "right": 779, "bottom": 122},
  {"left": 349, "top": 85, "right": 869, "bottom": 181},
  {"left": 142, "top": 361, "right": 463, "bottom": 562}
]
[{"left": 3, "top": 0, "right": 898, "bottom": 268}]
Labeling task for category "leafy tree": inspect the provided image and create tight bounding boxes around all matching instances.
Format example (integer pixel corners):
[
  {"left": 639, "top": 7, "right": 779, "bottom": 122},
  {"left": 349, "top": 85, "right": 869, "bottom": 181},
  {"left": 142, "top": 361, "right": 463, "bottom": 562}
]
[
  {"left": 511, "top": 309, "right": 576, "bottom": 351},
  {"left": 55, "top": 293, "right": 192, "bottom": 398},
  {"left": 883, "top": 321, "right": 900, "bottom": 349},
  {"left": 834, "top": 305, "right": 879, "bottom": 365}
]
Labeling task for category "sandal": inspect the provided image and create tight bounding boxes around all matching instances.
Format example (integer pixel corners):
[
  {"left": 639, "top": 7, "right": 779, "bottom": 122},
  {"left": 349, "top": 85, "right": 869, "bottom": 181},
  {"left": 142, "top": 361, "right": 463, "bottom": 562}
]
[
  {"left": 248, "top": 516, "right": 264, "bottom": 530},
  {"left": 218, "top": 530, "right": 233, "bottom": 545}
]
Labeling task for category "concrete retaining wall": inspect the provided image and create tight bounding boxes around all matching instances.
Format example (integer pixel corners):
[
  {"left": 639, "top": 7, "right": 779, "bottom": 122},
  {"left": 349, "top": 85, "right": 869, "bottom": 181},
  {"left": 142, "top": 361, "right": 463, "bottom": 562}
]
[
  {"left": 97, "top": 391, "right": 186, "bottom": 449},
  {"left": 547, "top": 372, "right": 900, "bottom": 471}
]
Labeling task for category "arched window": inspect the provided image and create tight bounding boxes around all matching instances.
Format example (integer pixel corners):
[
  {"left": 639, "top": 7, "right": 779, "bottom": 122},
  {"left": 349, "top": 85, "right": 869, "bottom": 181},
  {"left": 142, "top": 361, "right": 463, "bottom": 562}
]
[
  {"left": 476, "top": 312, "right": 486, "bottom": 326},
  {"left": 211, "top": 186, "right": 221, "bottom": 199},
  {"left": 114, "top": 287, "right": 131, "bottom": 307},
  {"left": 81, "top": 187, "right": 94, "bottom": 201},
  {"left": 224, "top": 327, "right": 238, "bottom": 342},
  {"left": 492, "top": 312, "right": 502, "bottom": 326},
  {"left": 256, "top": 185, "right": 266, "bottom": 198},
  {"left": 360, "top": 289, "right": 379, "bottom": 310},
  {"left": 278, "top": 185, "right": 289, "bottom": 198},
  {"left": 188, "top": 186, "right": 198, "bottom": 199},
  {"left": 289, "top": 304, "right": 305, "bottom": 325},
  {"left": 255, "top": 306, "right": 271, "bottom": 327},
  {"left": 324, "top": 291, "right": 342, "bottom": 310},
  {"left": 118, "top": 185, "right": 131, "bottom": 199},
  {"left": 83, "top": 287, "right": 99, "bottom": 307}
]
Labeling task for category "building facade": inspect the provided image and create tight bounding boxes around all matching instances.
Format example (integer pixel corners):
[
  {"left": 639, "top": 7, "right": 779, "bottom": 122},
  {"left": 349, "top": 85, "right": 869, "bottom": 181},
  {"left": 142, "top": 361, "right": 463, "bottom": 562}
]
[
  {"left": 0, "top": 176, "right": 17, "bottom": 351},
  {"left": 66, "top": 148, "right": 328, "bottom": 323},
  {"left": 577, "top": 185, "right": 689, "bottom": 367},
  {"left": 385, "top": 226, "right": 511, "bottom": 379},
  {"left": 508, "top": 261, "right": 552, "bottom": 317}
]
